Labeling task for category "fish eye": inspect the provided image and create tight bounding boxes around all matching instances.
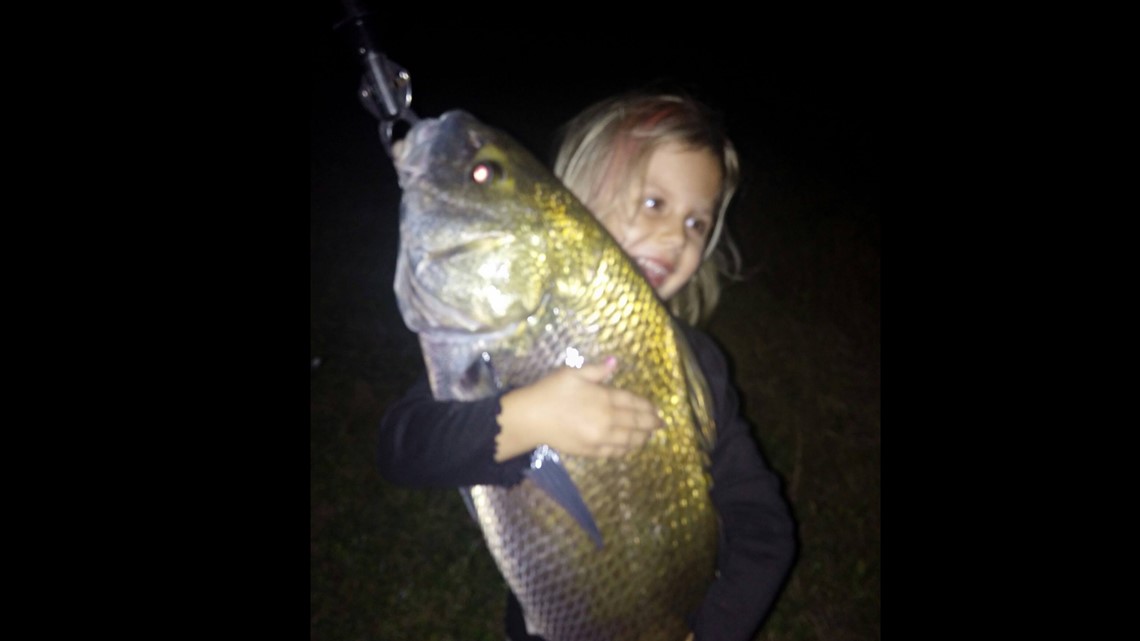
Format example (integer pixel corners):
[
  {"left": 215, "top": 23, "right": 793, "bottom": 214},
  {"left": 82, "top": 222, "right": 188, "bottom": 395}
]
[{"left": 471, "top": 160, "right": 503, "bottom": 185}]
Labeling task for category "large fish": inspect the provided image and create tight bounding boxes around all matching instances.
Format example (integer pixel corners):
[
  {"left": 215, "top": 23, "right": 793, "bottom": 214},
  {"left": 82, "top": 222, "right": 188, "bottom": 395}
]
[{"left": 392, "top": 109, "right": 718, "bottom": 640}]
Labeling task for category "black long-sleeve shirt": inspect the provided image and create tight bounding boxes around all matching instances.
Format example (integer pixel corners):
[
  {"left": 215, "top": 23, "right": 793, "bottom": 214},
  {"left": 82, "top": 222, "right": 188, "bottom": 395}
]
[{"left": 377, "top": 323, "right": 796, "bottom": 641}]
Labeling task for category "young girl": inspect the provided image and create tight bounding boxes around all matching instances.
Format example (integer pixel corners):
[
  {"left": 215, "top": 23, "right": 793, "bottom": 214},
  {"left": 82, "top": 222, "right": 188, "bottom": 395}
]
[{"left": 378, "top": 91, "right": 796, "bottom": 641}]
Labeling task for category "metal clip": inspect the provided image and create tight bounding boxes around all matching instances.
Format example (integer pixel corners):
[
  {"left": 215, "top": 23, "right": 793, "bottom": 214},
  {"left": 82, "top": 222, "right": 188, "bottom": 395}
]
[
  {"left": 357, "top": 55, "right": 418, "bottom": 157},
  {"left": 337, "top": 1, "right": 420, "bottom": 157}
]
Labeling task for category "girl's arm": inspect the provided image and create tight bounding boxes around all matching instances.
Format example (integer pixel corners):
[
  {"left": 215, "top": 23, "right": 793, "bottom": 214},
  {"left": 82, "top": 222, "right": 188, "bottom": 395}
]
[
  {"left": 378, "top": 359, "right": 663, "bottom": 488},
  {"left": 376, "top": 375, "right": 531, "bottom": 487}
]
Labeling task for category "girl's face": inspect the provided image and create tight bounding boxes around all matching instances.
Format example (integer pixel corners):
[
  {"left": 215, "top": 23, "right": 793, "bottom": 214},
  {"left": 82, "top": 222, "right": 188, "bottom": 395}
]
[{"left": 594, "top": 143, "right": 723, "bottom": 301}]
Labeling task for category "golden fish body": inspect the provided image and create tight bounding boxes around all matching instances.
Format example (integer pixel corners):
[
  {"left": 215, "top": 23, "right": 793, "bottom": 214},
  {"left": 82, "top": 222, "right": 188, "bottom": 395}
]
[{"left": 393, "top": 110, "right": 717, "bottom": 640}]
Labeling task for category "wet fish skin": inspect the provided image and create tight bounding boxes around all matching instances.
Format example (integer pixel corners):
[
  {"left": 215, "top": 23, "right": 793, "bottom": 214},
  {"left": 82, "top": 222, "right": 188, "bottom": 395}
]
[{"left": 393, "top": 110, "right": 717, "bottom": 640}]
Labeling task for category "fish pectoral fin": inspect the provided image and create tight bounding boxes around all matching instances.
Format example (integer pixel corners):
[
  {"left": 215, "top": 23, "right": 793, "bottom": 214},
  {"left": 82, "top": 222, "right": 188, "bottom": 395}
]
[
  {"left": 458, "top": 487, "right": 479, "bottom": 523},
  {"left": 524, "top": 446, "right": 603, "bottom": 549}
]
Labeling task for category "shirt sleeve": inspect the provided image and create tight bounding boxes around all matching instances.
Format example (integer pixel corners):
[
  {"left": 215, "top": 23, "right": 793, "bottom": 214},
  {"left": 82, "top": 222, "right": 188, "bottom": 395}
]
[
  {"left": 683, "top": 326, "right": 797, "bottom": 641},
  {"left": 376, "top": 374, "right": 532, "bottom": 488}
]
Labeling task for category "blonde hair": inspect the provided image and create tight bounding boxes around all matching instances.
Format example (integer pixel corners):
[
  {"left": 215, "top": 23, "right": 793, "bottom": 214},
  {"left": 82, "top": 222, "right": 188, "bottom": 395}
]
[{"left": 553, "top": 91, "right": 741, "bottom": 325}]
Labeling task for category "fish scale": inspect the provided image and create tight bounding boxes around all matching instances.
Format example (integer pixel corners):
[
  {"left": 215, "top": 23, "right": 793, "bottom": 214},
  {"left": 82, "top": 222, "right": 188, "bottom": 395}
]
[{"left": 394, "top": 110, "right": 717, "bottom": 640}]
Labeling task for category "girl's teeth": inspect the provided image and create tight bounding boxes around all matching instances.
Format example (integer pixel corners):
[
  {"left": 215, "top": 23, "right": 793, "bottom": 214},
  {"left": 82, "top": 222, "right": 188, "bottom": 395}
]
[
  {"left": 637, "top": 258, "right": 667, "bottom": 276},
  {"left": 635, "top": 257, "right": 669, "bottom": 285}
]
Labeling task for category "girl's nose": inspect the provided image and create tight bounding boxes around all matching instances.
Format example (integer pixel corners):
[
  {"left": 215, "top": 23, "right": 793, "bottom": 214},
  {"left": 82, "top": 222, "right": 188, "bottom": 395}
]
[{"left": 652, "top": 216, "right": 685, "bottom": 247}]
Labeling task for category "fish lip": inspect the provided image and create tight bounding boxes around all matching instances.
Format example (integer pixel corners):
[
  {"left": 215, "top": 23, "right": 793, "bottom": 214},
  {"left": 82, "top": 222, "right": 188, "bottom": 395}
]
[{"left": 393, "top": 116, "right": 446, "bottom": 188}]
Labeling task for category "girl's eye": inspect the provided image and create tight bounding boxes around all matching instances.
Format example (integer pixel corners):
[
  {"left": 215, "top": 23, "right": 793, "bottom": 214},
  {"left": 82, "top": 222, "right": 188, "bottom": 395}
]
[
  {"left": 686, "top": 216, "right": 710, "bottom": 235},
  {"left": 471, "top": 160, "right": 503, "bottom": 184},
  {"left": 642, "top": 197, "right": 660, "bottom": 210}
]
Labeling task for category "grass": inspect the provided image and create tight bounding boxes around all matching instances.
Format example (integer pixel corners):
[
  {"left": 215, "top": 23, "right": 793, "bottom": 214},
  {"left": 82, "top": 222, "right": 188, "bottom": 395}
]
[{"left": 310, "top": 83, "right": 880, "bottom": 640}]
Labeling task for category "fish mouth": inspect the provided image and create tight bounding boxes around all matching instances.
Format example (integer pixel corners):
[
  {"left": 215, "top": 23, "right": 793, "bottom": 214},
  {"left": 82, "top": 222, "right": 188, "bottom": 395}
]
[
  {"left": 633, "top": 256, "right": 674, "bottom": 290},
  {"left": 396, "top": 233, "right": 535, "bottom": 334},
  {"left": 394, "top": 111, "right": 483, "bottom": 190},
  {"left": 421, "top": 233, "right": 516, "bottom": 268},
  {"left": 395, "top": 248, "right": 485, "bottom": 334},
  {"left": 393, "top": 116, "right": 447, "bottom": 189}
]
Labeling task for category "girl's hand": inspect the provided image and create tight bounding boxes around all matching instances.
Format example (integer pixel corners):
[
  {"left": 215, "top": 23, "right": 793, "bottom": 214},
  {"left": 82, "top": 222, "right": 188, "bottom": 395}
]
[{"left": 495, "top": 357, "right": 663, "bottom": 460}]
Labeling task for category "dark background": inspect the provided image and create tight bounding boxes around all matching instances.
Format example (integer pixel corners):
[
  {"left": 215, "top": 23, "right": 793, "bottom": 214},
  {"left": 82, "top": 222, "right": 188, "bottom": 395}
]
[
  {"left": 312, "top": 3, "right": 881, "bottom": 639},
  {"left": 310, "top": 5, "right": 881, "bottom": 230}
]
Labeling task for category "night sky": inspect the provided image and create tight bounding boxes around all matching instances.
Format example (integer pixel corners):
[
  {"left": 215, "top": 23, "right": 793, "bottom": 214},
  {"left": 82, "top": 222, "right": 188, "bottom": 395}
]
[{"left": 310, "top": 4, "right": 881, "bottom": 229}]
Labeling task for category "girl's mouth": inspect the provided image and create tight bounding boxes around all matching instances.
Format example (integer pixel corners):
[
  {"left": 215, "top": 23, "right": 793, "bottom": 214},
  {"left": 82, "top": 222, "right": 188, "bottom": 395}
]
[{"left": 634, "top": 256, "right": 673, "bottom": 290}]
